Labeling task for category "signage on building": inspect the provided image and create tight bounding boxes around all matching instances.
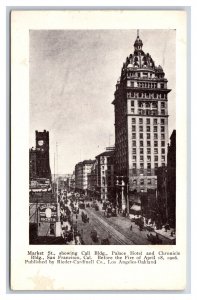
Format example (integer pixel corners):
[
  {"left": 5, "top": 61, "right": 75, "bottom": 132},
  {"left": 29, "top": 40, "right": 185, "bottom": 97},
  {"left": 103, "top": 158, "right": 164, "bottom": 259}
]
[
  {"left": 30, "top": 178, "right": 52, "bottom": 192},
  {"left": 39, "top": 204, "right": 57, "bottom": 222}
]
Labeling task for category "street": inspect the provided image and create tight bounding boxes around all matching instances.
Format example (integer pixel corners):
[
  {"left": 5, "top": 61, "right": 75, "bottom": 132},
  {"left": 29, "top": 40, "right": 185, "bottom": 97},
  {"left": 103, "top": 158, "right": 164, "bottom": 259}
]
[
  {"left": 76, "top": 205, "right": 150, "bottom": 245},
  {"left": 29, "top": 190, "right": 175, "bottom": 245}
]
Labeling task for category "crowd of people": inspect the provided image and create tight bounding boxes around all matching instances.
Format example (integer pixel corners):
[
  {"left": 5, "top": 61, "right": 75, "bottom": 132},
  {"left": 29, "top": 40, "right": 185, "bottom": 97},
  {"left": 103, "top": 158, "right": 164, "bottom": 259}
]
[{"left": 58, "top": 190, "right": 84, "bottom": 245}]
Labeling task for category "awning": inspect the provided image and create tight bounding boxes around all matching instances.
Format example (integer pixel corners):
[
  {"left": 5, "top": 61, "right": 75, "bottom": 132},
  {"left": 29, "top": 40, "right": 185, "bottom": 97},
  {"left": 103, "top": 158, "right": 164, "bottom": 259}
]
[{"left": 130, "top": 204, "right": 141, "bottom": 211}]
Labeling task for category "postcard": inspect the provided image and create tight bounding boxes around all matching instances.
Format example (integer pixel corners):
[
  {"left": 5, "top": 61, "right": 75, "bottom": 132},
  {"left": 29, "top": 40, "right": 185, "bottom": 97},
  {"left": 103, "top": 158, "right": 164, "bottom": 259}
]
[{"left": 11, "top": 10, "right": 187, "bottom": 290}]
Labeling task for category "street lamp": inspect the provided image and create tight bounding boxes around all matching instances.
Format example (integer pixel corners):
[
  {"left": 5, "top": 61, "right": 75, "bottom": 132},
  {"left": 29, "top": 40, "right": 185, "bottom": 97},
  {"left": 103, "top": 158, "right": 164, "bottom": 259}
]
[{"left": 116, "top": 176, "right": 128, "bottom": 216}]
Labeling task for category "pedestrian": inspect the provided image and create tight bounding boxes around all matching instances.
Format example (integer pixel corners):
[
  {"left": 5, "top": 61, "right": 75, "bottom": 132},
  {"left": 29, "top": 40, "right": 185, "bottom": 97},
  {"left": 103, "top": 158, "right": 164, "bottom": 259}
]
[{"left": 130, "top": 224, "right": 132, "bottom": 231}]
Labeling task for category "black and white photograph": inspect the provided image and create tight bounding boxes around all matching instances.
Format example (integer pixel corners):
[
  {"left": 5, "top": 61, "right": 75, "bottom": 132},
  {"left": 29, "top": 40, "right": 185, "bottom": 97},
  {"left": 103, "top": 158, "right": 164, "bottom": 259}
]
[
  {"left": 11, "top": 10, "right": 187, "bottom": 291},
  {"left": 29, "top": 29, "right": 176, "bottom": 246}
]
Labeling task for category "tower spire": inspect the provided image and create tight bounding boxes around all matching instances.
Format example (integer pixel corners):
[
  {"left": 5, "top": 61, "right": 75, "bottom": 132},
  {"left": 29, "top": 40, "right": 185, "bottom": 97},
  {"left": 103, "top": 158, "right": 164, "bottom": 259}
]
[{"left": 134, "top": 30, "right": 143, "bottom": 51}]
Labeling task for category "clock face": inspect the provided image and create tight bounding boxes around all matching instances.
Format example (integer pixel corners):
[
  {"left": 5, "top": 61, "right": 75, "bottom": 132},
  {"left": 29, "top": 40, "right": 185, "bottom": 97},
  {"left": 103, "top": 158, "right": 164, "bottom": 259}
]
[{"left": 38, "top": 140, "right": 44, "bottom": 146}]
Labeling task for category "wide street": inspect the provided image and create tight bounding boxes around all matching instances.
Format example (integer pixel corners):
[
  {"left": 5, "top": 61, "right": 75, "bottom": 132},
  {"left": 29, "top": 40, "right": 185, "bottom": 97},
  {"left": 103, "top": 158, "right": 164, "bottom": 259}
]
[
  {"left": 75, "top": 204, "right": 150, "bottom": 245},
  {"left": 29, "top": 190, "right": 174, "bottom": 245}
]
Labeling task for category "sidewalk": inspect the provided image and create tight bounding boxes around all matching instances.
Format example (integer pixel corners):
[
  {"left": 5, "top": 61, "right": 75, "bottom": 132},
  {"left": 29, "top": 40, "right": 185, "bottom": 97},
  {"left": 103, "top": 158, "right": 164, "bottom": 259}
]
[{"left": 155, "top": 228, "right": 176, "bottom": 243}]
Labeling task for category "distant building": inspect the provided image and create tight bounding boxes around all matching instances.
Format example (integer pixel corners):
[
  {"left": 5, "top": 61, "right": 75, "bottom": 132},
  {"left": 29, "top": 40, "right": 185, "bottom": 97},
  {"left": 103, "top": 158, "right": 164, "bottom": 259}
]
[
  {"left": 63, "top": 174, "right": 75, "bottom": 191},
  {"left": 95, "top": 149, "right": 115, "bottom": 202},
  {"left": 75, "top": 160, "right": 96, "bottom": 194},
  {"left": 87, "top": 161, "right": 97, "bottom": 197},
  {"left": 69, "top": 174, "right": 75, "bottom": 191},
  {"left": 112, "top": 31, "right": 171, "bottom": 212}
]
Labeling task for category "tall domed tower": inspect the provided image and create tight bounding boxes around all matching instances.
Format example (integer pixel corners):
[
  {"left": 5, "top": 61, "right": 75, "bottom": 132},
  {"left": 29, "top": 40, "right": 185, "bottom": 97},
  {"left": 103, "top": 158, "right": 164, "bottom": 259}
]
[{"left": 112, "top": 31, "right": 171, "bottom": 212}]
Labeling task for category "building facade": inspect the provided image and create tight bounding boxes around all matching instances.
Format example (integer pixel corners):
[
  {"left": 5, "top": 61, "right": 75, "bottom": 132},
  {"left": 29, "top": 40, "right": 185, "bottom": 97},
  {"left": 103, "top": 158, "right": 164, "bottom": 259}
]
[
  {"left": 35, "top": 130, "right": 51, "bottom": 179},
  {"left": 29, "top": 130, "right": 51, "bottom": 181},
  {"left": 87, "top": 161, "right": 97, "bottom": 197},
  {"left": 95, "top": 149, "right": 115, "bottom": 202},
  {"left": 112, "top": 32, "right": 171, "bottom": 211},
  {"left": 75, "top": 160, "right": 95, "bottom": 194},
  {"left": 29, "top": 148, "right": 37, "bottom": 180},
  {"left": 64, "top": 173, "right": 75, "bottom": 192},
  {"left": 167, "top": 130, "right": 176, "bottom": 227}
]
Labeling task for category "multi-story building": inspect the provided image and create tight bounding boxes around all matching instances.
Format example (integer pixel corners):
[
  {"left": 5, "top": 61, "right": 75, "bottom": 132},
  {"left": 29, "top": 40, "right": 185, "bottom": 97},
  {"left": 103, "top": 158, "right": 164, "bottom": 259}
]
[
  {"left": 95, "top": 149, "right": 115, "bottom": 202},
  {"left": 112, "top": 32, "right": 171, "bottom": 211},
  {"left": 75, "top": 160, "right": 95, "bottom": 194},
  {"left": 167, "top": 130, "right": 176, "bottom": 227},
  {"left": 64, "top": 173, "right": 75, "bottom": 192},
  {"left": 87, "top": 161, "right": 97, "bottom": 197},
  {"left": 29, "top": 130, "right": 51, "bottom": 181},
  {"left": 156, "top": 130, "right": 176, "bottom": 228},
  {"left": 29, "top": 147, "right": 37, "bottom": 180},
  {"left": 70, "top": 173, "right": 75, "bottom": 191},
  {"left": 35, "top": 130, "right": 51, "bottom": 179}
]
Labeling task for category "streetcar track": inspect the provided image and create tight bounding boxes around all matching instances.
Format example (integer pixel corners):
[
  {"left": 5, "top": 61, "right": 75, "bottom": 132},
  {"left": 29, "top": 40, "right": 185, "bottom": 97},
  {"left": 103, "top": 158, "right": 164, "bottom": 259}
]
[
  {"left": 90, "top": 217, "right": 126, "bottom": 245},
  {"left": 87, "top": 209, "right": 135, "bottom": 245},
  {"left": 87, "top": 208, "right": 150, "bottom": 245},
  {"left": 80, "top": 208, "right": 126, "bottom": 244},
  {"left": 88, "top": 216, "right": 125, "bottom": 245}
]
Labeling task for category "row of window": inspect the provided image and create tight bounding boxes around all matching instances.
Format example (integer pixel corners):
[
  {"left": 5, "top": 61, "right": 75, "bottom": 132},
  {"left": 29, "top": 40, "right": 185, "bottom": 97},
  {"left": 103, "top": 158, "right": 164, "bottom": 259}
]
[
  {"left": 131, "top": 125, "right": 165, "bottom": 132},
  {"left": 138, "top": 102, "right": 158, "bottom": 108},
  {"left": 131, "top": 101, "right": 166, "bottom": 108},
  {"left": 137, "top": 82, "right": 165, "bottom": 89},
  {"left": 127, "top": 72, "right": 154, "bottom": 79},
  {"left": 127, "top": 92, "right": 167, "bottom": 100},
  {"left": 131, "top": 109, "right": 166, "bottom": 116},
  {"left": 132, "top": 148, "right": 165, "bottom": 155},
  {"left": 132, "top": 132, "right": 166, "bottom": 141},
  {"left": 131, "top": 101, "right": 158, "bottom": 108},
  {"left": 132, "top": 134, "right": 165, "bottom": 144},
  {"left": 132, "top": 153, "right": 165, "bottom": 161},
  {"left": 131, "top": 118, "right": 165, "bottom": 125},
  {"left": 132, "top": 147, "right": 165, "bottom": 154},
  {"left": 132, "top": 140, "right": 165, "bottom": 147},
  {"left": 133, "top": 161, "right": 165, "bottom": 169},
  {"left": 132, "top": 178, "right": 156, "bottom": 185}
]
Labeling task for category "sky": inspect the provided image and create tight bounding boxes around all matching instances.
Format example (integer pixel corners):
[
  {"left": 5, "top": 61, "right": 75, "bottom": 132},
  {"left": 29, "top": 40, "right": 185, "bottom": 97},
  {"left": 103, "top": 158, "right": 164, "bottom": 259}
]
[{"left": 30, "top": 29, "right": 176, "bottom": 174}]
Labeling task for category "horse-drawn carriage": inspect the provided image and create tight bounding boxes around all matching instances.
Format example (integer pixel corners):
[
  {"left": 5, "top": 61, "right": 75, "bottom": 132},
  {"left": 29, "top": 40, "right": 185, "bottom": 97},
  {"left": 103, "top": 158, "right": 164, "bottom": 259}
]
[
  {"left": 104, "top": 206, "right": 116, "bottom": 218},
  {"left": 94, "top": 204, "right": 99, "bottom": 211}
]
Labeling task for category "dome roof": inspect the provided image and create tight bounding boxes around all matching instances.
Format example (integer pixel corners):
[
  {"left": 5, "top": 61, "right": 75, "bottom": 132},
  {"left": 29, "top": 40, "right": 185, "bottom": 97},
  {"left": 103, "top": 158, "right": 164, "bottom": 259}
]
[{"left": 118, "top": 31, "right": 166, "bottom": 79}]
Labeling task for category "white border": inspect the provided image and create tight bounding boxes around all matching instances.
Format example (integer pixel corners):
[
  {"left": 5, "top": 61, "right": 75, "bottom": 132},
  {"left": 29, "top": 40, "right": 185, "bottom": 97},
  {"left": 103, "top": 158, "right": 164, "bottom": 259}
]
[
  {"left": 11, "top": 9, "right": 186, "bottom": 291},
  {"left": 0, "top": 0, "right": 195, "bottom": 299}
]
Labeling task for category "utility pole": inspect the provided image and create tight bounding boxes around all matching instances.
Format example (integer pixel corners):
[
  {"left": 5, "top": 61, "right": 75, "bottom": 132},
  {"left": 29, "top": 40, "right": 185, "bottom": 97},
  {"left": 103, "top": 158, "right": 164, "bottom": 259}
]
[
  {"left": 55, "top": 142, "right": 61, "bottom": 237},
  {"left": 56, "top": 142, "right": 58, "bottom": 205},
  {"left": 164, "top": 168, "right": 168, "bottom": 223},
  {"left": 53, "top": 152, "right": 55, "bottom": 193},
  {"left": 126, "top": 179, "right": 129, "bottom": 217}
]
